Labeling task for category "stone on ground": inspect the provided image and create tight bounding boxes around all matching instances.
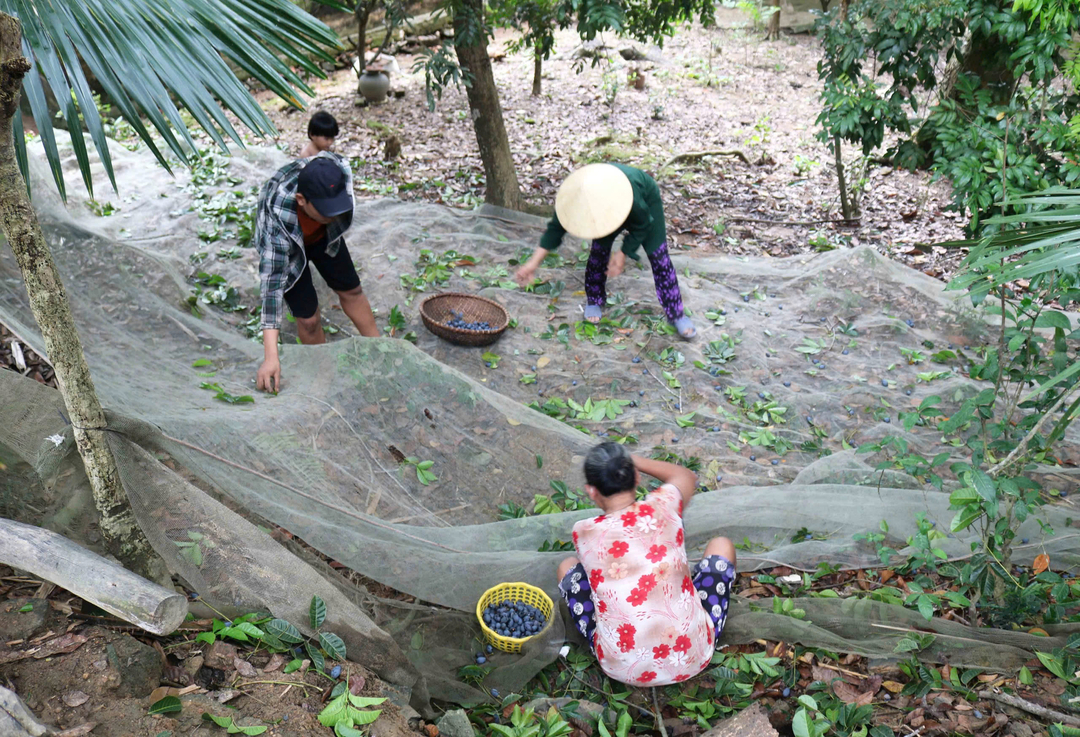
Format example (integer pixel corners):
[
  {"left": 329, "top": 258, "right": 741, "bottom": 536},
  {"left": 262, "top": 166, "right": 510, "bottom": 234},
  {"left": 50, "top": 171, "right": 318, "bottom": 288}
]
[
  {"left": 0, "top": 599, "right": 49, "bottom": 642},
  {"left": 436, "top": 709, "right": 474, "bottom": 737},
  {"left": 700, "top": 704, "right": 778, "bottom": 737}
]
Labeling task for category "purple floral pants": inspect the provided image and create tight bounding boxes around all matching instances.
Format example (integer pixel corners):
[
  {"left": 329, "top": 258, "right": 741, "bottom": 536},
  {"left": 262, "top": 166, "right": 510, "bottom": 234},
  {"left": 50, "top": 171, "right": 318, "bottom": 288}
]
[{"left": 584, "top": 241, "right": 685, "bottom": 322}]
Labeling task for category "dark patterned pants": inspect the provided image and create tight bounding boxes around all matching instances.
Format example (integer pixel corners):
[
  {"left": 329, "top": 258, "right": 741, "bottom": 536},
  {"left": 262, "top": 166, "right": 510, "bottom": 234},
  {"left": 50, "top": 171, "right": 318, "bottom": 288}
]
[{"left": 584, "top": 241, "right": 685, "bottom": 322}]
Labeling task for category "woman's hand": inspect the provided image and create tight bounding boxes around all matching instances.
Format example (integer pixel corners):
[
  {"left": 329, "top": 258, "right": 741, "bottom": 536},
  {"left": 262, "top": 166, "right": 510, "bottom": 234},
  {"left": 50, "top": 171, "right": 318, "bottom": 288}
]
[
  {"left": 515, "top": 264, "right": 537, "bottom": 287},
  {"left": 607, "top": 251, "right": 626, "bottom": 278}
]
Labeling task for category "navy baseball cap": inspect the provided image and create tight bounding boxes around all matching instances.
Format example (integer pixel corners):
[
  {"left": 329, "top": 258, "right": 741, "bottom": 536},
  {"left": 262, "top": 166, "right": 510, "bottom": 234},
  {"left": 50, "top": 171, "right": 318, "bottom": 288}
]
[{"left": 297, "top": 157, "right": 352, "bottom": 217}]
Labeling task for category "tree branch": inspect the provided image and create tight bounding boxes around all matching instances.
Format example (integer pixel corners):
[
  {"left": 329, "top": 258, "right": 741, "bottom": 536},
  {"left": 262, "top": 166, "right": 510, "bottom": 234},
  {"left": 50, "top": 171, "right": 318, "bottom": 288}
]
[
  {"left": 978, "top": 690, "right": 1080, "bottom": 728},
  {"left": 988, "top": 387, "right": 1076, "bottom": 478},
  {"left": 662, "top": 149, "right": 750, "bottom": 168}
]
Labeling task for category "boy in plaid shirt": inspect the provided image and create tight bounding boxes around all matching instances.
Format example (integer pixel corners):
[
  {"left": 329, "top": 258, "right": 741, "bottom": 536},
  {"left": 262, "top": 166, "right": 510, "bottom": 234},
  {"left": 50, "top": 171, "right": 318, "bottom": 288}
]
[{"left": 254, "top": 153, "right": 378, "bottom": 393}]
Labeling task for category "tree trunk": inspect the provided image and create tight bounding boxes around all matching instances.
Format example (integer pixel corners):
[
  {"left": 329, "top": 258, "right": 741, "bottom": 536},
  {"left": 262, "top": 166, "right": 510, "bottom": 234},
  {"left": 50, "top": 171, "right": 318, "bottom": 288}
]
[
  {"left": 453, "top": 0, "right": 523, "bottom": 210},
  {"left": 766, "top": 0, "right": 780, "bottom": 40},
  {"left": 0, "top": 13, "right": 163, "bottom": 581},
  {"left": 834, "top": 135, "right": 853, "bottom": 220},
  {"left": 355, "top": 1, "right": 371, "bottom": 71},
  {"left": 532, "top": 49, "right": 542, "bottom": 96}
]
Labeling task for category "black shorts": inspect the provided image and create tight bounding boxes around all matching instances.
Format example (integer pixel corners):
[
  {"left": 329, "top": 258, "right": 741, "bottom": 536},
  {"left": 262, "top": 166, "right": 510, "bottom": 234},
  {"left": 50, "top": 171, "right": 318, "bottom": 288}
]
[{"left": 283, "top": 237, "right": 362, "bottom": 320}]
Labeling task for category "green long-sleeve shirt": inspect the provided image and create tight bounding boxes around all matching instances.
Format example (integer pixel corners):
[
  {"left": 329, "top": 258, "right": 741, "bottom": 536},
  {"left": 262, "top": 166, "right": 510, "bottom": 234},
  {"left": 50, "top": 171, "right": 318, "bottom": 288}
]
[{"left": 539, "top": 163, "right": 666, "bottom": 261}]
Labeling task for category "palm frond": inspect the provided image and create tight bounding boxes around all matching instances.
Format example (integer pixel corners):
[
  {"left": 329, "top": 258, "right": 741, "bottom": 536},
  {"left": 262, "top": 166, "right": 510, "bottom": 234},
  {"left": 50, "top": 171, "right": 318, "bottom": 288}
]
[
  {"left": 2, "top": 0, "right": 342, "bottom": 199},
  {"left": 946, "top": 188, "right": 1080, "bottom": 301}
]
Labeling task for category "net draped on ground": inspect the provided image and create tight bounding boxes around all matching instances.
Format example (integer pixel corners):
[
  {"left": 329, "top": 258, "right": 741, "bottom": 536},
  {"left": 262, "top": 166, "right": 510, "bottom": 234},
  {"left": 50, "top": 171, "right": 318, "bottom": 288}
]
[{"left": 2, "top": 138, "right": 1080, "bottom": 711}]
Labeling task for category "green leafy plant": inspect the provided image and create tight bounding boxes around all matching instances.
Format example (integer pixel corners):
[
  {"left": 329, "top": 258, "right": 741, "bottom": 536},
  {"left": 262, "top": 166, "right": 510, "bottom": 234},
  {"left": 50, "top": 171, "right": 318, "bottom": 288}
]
[
  {"left": 1036, "top": 633, "right": 1080, "bottom": 708},
  {"left": 188, "top": 272, "right": 245, "bottom": 314},
  {"left": 401, "top": 457, "right": 438, "bottom": 486},
  {"left": 149, "top": 696, "right": 183, "bottom": 715},
  {"left": 199, "top": 382, "right": 254, "bottom": 405},
  {"left": 399, "top": 249, "right": 477, "bottom": 303},
  {"left": 175, "top": 530, "right": 216, "bottom": 568},
  {"left": 382, "top": 305, "right": 416, "bottom": 342},
  {"left": 318, "top": 694, "right": 386, "bottom": 736},
  {"left": 490, "top": 706, "right": 572, "bottom": 737},
  {"left": 202, "top": 713, "right": 267, "bottom": 735},
  {"left": 790, "top": 693, "right": 874, "bottom": 737},
  {"left": 815, "top": 0, "right": 1080, "bottom": 230}
]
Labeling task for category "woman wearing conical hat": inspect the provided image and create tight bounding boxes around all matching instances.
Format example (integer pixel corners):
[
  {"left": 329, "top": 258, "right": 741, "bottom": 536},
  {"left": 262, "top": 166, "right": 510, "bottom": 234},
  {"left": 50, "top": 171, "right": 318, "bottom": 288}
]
[{"left": 514, "top": 163, "right": 696, "bottom": 340}]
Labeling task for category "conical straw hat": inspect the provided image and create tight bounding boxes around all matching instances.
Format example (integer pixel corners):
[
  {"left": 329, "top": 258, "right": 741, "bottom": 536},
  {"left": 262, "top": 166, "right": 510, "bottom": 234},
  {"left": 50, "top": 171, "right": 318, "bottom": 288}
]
[{"left": 555, "top": 164, "right": 633, "bottom": 240}]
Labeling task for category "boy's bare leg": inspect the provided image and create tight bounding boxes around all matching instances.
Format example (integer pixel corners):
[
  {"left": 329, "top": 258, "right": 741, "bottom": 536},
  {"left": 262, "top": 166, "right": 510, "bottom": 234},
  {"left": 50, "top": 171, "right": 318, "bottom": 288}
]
[
  {"left": 296, "top": 312, "right": 326, "bottom": 345},
  {"left": 704, "top": 537, "right": 736, "bottom": 566},
  {"left": 557, "top": 556, "right": 581, "bottom": 581},
  {"left": 337, "top": 286, "right": 379, "bottom": 337}
]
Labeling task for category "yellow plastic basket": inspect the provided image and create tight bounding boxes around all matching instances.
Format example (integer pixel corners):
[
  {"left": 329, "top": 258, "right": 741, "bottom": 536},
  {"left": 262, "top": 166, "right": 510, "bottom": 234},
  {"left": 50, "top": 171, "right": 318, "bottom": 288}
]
[{"left": 476, "top": 582, "right": 554, "bottom": 654}]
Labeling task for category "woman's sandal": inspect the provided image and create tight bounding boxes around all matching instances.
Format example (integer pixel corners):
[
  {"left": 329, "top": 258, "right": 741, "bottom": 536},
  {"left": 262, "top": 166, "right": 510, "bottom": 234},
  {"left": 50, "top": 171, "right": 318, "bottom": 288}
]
[
  {"left": 672, "top": 316, "right": 697, "bottom": 340},
  {"left": 584, "top": 305, "right": 603, "bottom": 324}
]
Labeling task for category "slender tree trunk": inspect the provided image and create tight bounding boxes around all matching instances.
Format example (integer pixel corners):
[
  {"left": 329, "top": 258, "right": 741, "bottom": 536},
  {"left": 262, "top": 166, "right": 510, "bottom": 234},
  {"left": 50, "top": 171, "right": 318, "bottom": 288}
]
[
  {"left": 453, "top": 0, "right": 523, "bottom": 210},
  {"left": 834, "top": 135, "right": 853, "bottom": 220},
  {"left": 766, "top": 0, "right": 780, "bottom": 40},
  {"left": 0, "top": 13, "right": 163, "bottom": 580},
  {"left": 355, "top": 1, "right": 370, "bottom": 71},
  {"left": 532, "top": 49, "right": 542, "bottom": 96}
]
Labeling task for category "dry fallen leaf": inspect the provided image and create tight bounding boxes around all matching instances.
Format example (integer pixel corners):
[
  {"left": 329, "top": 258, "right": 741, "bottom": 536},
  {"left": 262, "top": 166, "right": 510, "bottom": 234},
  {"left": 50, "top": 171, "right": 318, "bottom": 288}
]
[
  {"left": 62, "top": 690, "right": 89, "bottom": 707},
  {"left": 148, "top": 686, "right": 184, "bottom": 703},
  {"left": 832, "top": 679, "right": 874, "bottom": 706},
  {"left": 882, "top": 680, "right": 904, "bottom": 693},
  {"left": 33, "top": 633, "right": 87, "bottom": 659},
  {"left": 349, "top": 674, "right": 366, "bottom": 695},
  {"left": 1033, "top": 553, "right": 1050, "bottom": 575},
  {"left": 536, "top": 356, "right": 550, "bottom": 368}
]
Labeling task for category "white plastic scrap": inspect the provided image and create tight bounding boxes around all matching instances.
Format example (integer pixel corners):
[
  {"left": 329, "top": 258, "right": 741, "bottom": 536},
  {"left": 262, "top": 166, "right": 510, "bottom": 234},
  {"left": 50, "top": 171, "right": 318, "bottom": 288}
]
[{"left": 46, "top": 433, "right": 65, "bottom": 448}]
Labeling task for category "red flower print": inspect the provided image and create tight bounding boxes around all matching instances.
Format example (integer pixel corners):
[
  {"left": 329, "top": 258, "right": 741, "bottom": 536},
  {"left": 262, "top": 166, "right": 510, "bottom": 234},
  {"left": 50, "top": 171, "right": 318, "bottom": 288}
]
[
  {"left": 653, "top": 644, "right": 670, "bottom": 660},
  {"left": 589, "top": 568, "right": 605, "bottom": 588},
  {"left": 678, "top": 499, "right": 684, "bottom": 516},
  {"left": 594, "top": 515, "right": 606, "bottom": 523},
  {"left": 675, "top": 528, "right": 684, "bottom": 545},
  {"left": 609, "top": 540, "right": 629, "bottom": 558},
  {"left": 627, "top": 588, "right": 648, "bottom": 607},
  {"left": 617, "top": 623, "right": 636, "bottom": 652},
  {"left": 646, "top": 544, "right": 667, "bottom": 563},
  {"left": 598, "top": 600, "right": 607, "bottom": 614},
  {"left": 637, "top": 503, "right": 654, "bottom": 517},
  {"left": 673, "top": 635, "right": 691, "bottom": 653},
  {"left": 682, "top": 576, "right": 694, "bottom": 593},
  {"left": 573, "top": 531, "right": 579, "bottom": 545},
  {"left": 638, "top": 573, "right": 657, "bottom": 593},
  {"left": 674, "top": 674, "right": 691, "bottom": 682},
  {"left": 621, "top": 511, "right": 638, "bottom": 528},
  {"left": 639, "top": 671, "right": 657, "bottom": 683},
  {"left": 596, "top": 638, "right": 604, "bottom": 661}
]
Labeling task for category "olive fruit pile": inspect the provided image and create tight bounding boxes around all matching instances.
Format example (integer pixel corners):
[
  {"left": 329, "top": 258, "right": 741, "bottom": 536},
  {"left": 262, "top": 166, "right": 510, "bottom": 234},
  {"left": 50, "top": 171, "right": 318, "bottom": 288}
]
[
  {"left": 446, "top": 310, "right": 494, "bottom": 332},
  {"left": 482, "top": 601, "right": 546, "bottom": 639}
]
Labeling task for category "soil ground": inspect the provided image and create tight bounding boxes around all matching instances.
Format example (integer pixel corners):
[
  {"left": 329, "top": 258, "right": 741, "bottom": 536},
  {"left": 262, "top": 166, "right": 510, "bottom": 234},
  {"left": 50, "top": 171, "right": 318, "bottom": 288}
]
[{"left": 258, "top": 16, "right": 967, "bottom": 279}]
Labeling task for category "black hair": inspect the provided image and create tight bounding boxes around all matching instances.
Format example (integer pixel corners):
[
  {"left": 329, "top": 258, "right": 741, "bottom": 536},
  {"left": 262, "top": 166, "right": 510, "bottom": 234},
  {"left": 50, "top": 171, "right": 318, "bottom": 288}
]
[
  {"left": 308, "top": 111, "right": 339, "bottom": 139},
  {"left": 584, "top": 442, "right": 636, "bottom": 497}
]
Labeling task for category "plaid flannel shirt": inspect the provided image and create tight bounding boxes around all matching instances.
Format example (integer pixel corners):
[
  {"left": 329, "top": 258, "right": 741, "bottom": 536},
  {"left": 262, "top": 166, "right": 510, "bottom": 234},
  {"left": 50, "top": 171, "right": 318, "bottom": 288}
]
[{"left": 255, "top": 152, "right": 354, "bottom": 330}]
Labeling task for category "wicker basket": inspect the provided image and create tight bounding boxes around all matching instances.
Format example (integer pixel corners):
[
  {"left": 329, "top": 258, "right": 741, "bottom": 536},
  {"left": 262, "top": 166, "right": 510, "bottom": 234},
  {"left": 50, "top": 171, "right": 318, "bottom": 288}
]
[
  {"left": 476, "top": 582, "right": 554, "bottom": 654},
  {"left": 420, "top": 293, "right": 509, "bottom": 347}
]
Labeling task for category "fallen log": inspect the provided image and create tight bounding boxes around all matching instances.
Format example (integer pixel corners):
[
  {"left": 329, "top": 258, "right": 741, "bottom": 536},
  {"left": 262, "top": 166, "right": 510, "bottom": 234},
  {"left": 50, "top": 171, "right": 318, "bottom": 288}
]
[
  {"left": 662, "top": 149, "right": 751, "bottom": 168},
  {"left": 0, "top": 518, "right": 187, "bottom": 635}
]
